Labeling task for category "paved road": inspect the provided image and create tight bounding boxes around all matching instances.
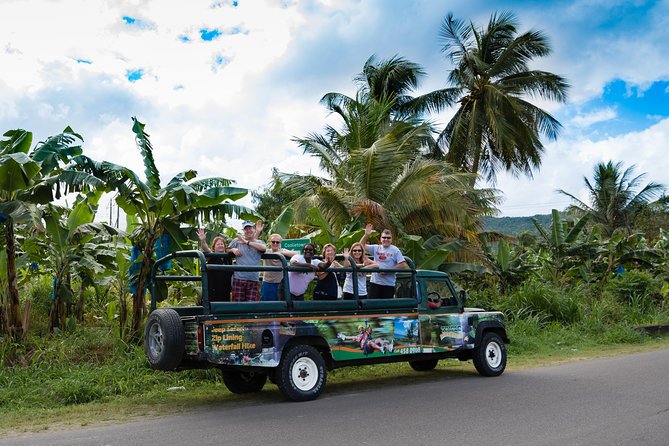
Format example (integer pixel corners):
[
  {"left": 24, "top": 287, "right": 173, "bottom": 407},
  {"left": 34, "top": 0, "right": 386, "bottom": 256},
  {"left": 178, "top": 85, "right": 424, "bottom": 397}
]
[{"left": 2, "top": 349, "right": 669, "bottom": 446}]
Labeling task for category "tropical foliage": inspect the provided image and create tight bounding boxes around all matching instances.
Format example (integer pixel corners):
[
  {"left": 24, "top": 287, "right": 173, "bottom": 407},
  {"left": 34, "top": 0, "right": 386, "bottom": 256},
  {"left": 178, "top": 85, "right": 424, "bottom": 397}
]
[
  {"left": 282, "top": 64, "right": 499, "bottom": 264},
  {"left": 435, "top": 11, "right": 569, "bottom": 183},
  {"left": 73, "top": 117, "right": 256, "bottom": 341},
  {"left": 558, "top": 160, "right": 665, "bottom": 236},
  {"left": 0, "top": 127, "right": 102, "bottom": 340},
  {"left": 23, "top": 192, "right": 122, "bottom": 332}
]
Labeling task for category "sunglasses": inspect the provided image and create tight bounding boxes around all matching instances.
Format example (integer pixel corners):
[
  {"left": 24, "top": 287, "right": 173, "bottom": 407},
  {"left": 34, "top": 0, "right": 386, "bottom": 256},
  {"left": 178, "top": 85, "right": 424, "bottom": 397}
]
[
  {"left": 381, "top": 236, "right": 391, "bottom": 240},
  {"left": 351, "top": 249, "right": 363, "bottom": 252},
  {"left": 303, "top": 248, "right": 314, "bottom": 251},
  {"left": 270, "top": 241, "right": 281, "bottom": 244}
]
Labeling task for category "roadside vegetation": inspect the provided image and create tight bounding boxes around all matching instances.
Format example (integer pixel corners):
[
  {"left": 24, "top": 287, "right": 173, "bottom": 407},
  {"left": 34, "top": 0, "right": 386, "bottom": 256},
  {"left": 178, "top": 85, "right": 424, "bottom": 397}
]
[{"left": 2, "top": 9, "right": 669, "bottom": 435}]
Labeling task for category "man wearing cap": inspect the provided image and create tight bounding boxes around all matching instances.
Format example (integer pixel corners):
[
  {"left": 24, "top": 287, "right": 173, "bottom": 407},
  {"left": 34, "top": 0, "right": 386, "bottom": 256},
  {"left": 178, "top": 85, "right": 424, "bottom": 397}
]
[
  {"left": 359, "top": 223, "right": 408, "bottom": 299},
  {"left": 228, "top": 220, "right": 266, "bottom": 301}
]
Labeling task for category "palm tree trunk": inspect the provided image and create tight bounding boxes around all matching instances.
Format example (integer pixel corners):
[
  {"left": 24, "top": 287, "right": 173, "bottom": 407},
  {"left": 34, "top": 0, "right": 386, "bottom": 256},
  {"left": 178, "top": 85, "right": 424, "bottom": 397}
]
[
  {"left": 4, "top": 219, "right": 24, "bottom": 340},
  {"left": 48, "top": 274, "right": 63, "bottom": 333},
  {"left": 75, "top": 284, "right": 85, "bottom": 322},
  {"left": 130, "top": 238, "right": 155, "bottom": 343},
  {"left": 119, "top": 291, "right": 127, "bottom": 339}
]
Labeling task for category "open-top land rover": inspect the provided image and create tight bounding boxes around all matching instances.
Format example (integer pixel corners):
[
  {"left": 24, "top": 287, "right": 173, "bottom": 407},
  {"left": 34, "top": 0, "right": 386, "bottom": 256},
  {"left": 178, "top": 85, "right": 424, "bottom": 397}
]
[{"left": 144, "top": 251, "right": 509, "bottom": 401}]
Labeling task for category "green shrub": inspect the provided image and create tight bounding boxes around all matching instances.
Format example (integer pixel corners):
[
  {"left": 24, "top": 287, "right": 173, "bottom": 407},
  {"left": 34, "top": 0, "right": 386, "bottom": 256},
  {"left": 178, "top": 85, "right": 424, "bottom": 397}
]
[
  {"left": 28, "top": 275, "right": 54, "bottom": 315},
  {"left": 582, "top": 293, "right": 626, "bottom": 325},
  {"left": 603, "top": 270, "right": 661, "bottom": 312},
  {"left": 502, "top": 279, "right": 582, "bottom": 324}
]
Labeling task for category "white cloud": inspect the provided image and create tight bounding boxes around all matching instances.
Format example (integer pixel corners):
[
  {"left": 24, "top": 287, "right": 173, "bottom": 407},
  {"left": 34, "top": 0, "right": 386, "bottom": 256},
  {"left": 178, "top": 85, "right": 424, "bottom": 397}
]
[
  {"left": 570, "top": 108, "right": 618, "bottom": 128},
  {"left": 1, "top": 0, "right": 668, "bottom": 221},
  {"left": 495, "top": 118, "right": 669, "bottom": 216}
]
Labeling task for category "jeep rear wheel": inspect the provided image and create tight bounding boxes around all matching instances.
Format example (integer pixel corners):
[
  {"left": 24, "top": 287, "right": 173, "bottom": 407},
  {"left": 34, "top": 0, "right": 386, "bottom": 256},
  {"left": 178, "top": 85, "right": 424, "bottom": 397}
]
[
  {"left": 473, "top": 332, "right": 506, "bottom": 377},
  {"left": 276, "top": 345, "right": 326, "bottom": 402},
  {"left": 222, "top": 370, "right": 268, "bottom": 394},
  {"left": 409, "top": 358, "right": 439, "bottom": 371},
  {"left": 144, "top": 309, "right": 185, "bottom": 371}
]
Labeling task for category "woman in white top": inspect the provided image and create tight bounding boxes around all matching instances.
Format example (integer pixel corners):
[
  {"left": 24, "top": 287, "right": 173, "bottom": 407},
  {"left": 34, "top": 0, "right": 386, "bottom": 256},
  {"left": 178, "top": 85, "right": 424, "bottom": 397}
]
[{"left": 342, "top": 242, "right": 378, "bottom": 299}]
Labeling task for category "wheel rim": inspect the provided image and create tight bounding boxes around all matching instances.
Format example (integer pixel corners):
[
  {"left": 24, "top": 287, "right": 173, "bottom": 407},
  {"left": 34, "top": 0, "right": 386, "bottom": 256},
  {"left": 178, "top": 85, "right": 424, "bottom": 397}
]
[
  {"left": 485, "top": 340, "right": 502, "bottom": 369},
  {"left": 240, "top": 372, "right": 257, "bottom": 384},
  {"left": 291, "top": 356, "right": 319, "bottom": 391},
  {"left": 148, "top": 322, "right": 164, "bottom": 357}
]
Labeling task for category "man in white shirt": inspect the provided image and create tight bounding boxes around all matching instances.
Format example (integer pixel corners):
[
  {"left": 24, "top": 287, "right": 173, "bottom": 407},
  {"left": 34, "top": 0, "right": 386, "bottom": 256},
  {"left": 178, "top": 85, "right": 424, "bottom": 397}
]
[{"left": 359, "top": 224, "right": 408, "bottom": 299}]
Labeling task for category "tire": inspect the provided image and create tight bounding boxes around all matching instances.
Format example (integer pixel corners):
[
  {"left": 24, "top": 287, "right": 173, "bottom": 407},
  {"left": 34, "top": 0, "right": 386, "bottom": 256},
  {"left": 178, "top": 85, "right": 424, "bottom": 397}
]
[
  {"left": 276, "top": 345, "right": 327, "bottom": 402},
  {"left": 222, "top": 370, "right": 268, "bottom": 394},
  {"left": 144, "top": 309, "right": 185, "bottom": 371},
  {"left": 409, "top": 358, "right": 439, "bottom": 371},
  {"left": 473, "top": 332, "right": 506, "bottom": 377}
]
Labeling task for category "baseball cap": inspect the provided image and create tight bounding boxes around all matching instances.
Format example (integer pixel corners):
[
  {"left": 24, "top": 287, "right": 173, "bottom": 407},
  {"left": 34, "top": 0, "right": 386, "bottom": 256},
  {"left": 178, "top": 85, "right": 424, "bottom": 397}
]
[{"left": 242, "top": 220, "right": 254, "bottom": 228}]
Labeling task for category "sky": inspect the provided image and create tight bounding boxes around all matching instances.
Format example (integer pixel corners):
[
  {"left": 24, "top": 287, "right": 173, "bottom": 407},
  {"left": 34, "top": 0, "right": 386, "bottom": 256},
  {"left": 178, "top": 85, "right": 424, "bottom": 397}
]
[{"left": 1, "top": 0, "right": 668, "bottom": 224}]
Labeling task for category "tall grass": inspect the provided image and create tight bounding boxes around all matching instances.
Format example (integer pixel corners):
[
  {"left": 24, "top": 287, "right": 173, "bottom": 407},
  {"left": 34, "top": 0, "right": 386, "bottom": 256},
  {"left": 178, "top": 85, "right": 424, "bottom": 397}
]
[{"left": 0, "top": 325, "right": 221, "bottom": 410}]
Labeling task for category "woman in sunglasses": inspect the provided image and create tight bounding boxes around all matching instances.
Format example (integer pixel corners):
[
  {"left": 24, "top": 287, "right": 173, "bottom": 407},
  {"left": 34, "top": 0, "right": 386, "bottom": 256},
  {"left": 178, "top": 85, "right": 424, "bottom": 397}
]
[
  {"left": 260, "top": 233, "right": 298, "bottom": 301},
  {"left": 341, "top": 242, "right": 379, "bottom": 300},
  {"left": 313, "top": 243, "right": 342, "bottom": 300}
]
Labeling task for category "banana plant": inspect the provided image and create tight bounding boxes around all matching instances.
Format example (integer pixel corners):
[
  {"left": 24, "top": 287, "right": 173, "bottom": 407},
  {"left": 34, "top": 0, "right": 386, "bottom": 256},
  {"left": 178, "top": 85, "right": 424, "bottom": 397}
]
[
  {"left": 73, "top": 117, "right": 258, "bottom": 341},
  {"left": 481, "top": 239, "right": 536, "bottom": 292},
  {"left": 532, "top": 209, "right": 592, "bottom": 282},
  {"left": 0, "top": 127, "right": 102, "bottom": 339},
  {"left": 594, "top": 231, "right": 663, "bottom": 282},
  {"left": 23, "top": 191, "right": 123, "bottom": 332}
]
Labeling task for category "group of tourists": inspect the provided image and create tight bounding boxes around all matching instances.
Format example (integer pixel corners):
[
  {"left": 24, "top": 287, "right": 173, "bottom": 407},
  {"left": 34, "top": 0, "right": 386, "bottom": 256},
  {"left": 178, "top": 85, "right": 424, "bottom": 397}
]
[{"left": 197, "top": 221, "right": 408, "bottom": 303}]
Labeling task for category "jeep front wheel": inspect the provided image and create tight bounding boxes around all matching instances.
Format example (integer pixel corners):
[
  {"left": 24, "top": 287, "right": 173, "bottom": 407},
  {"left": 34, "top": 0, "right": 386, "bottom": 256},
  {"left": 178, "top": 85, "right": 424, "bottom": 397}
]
[
  {"left": 276, "top": 345, "right": 326, "bottom": 401},
  {"left": 222, "top": 370, "right": 268, "bottom": 394},
  {"left": 473, "top": 332, "right": 506, "bottom": 377}
]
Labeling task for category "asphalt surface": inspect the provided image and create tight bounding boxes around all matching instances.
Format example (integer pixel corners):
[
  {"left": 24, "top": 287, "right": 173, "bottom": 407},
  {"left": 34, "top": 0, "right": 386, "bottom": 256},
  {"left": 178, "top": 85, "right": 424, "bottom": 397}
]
[{"left": 2, "top": 349, "right": 668, "bottom": 446}]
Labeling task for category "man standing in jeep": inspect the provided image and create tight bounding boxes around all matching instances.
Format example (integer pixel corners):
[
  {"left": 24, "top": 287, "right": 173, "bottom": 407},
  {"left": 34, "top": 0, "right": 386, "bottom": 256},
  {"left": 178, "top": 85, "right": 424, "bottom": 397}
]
[
  {"left": 360, "top": 224, "right": 408, "bottom": 299},
  {"left": 228, "top": 220, "right": 266, "bottom": 301}
]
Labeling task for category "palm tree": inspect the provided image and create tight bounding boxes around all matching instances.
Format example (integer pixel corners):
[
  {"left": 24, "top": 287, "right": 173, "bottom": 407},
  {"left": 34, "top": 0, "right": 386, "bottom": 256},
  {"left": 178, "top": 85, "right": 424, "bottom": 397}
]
[
  {"left": 322, "top": 54, "right": 454, "bottom": 122},
  {"left": 74, "top": 117, "right": 257, "bottom": 341},
  {"left": 435, "top": 11, "right": 569, "bottom": 183},
  {"left": 0, "top": 127, "right": 101, "bottom": 340},
  {"left": 558, "top": 161, "right": 665, "bottom": 236},
  {"left": 286, "top": 95, "right": 498, "bottom": 248}
]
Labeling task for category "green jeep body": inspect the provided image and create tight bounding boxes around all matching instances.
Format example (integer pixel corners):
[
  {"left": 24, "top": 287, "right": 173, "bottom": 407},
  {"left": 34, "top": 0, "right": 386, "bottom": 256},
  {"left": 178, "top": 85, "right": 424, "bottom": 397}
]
[{"left": 145, "top": 251, "right": 509, "bottom": 401}]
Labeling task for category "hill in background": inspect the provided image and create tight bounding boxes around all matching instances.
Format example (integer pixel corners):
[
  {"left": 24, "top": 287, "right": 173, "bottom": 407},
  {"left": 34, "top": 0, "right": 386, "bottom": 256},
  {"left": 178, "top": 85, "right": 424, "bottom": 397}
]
[{"left": 482, "top": 214, "right": 553, "bottom": 236}]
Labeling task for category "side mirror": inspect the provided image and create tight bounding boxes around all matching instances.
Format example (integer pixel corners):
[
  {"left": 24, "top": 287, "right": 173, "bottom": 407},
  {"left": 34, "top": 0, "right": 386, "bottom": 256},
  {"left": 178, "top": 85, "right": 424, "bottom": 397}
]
[{"left": 459, "top": 290, "right": 468, "bottom": 306}]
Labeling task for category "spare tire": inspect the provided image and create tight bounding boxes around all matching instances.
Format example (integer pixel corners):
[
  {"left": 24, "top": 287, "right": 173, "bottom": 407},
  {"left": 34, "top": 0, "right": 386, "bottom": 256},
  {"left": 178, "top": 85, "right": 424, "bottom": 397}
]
[{"left": 144, "top": 309, "right": 185, "bottom": 370}]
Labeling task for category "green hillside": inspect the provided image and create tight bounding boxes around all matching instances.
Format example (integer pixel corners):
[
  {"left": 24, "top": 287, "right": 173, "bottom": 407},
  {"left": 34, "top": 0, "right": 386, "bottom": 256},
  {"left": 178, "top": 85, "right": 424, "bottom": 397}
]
[{"left": 482, "top": 214, "right": 554, "bottom": 236}]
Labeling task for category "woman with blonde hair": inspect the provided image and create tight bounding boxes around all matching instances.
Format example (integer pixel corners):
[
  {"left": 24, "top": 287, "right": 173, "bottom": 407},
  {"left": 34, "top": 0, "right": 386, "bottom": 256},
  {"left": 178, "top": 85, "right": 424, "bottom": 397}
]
[
  {"left": 313, "top": 243, "right": 342, "bottom": 300},
  {"left": 341, "top": 242, "right": 378, "bottom": 299}
]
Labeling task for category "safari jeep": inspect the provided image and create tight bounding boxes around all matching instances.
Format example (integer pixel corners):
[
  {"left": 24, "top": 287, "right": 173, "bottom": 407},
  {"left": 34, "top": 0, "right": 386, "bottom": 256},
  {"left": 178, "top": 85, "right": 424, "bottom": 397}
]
[{"left": 144, "top": 251, "right": 509, "bottom": 401}]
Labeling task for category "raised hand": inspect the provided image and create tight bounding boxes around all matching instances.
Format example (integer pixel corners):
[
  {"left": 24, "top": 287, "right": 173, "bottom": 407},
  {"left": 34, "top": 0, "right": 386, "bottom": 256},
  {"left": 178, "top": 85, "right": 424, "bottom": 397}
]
[
  {"left": 365, "top": 223, "right": 373, "bottom": 236},
  {"left": 197, "top": 228, "right": 206, "bottom": 242}
]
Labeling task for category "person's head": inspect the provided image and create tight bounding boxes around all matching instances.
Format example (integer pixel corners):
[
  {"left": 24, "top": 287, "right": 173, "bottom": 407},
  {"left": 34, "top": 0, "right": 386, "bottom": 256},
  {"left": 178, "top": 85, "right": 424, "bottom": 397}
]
[
  {"left": 350, "top": 242, "right": 364, "bottom": 261},
  {"left": 322, "top": 243, "right": 336, "bottom": 258},
  {"left": 380, "top": 229, "right": 393, "bottom": 248},
  {"left": 357, "top": 326, "right": 364, "bottom": 333},
  {"left": 211, "top": 236, "right": 227, "bottom": 253},
  {"left": 302, "top": 243, "right": 315, "bottom": 260},
  {"left": 366, "top": 325, "right": 373, "bottom": 334},
  {"left": 242, "top": 220, "right": 255, "bottom": 239},
  {"left": 268, "top": 233, "right": 282, "bottom": 252}
]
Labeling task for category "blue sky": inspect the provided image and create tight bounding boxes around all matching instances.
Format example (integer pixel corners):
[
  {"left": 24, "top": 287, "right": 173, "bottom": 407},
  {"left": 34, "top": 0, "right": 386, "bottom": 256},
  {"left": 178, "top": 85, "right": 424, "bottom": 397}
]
[{"left": 0, "top": 0, "right": 667, "bottom": 220}]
